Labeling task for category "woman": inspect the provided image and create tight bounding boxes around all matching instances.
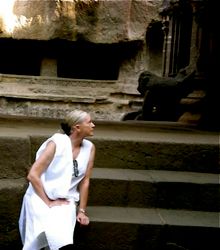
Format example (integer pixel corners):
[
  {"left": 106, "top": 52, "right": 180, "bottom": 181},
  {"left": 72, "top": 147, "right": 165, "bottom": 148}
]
[{"left": 19, "top": 109, "right": 96, "bottom": 250}]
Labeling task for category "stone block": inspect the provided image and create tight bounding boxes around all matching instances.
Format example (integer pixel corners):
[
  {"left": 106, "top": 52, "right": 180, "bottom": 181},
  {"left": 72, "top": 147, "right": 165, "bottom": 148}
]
[{"left": 0, "top": 136, "right": 31, "bottom": 178}]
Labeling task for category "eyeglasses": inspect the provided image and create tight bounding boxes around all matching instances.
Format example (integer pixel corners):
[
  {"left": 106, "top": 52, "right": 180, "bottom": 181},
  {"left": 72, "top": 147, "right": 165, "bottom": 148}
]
[{"left": 73, "top": 159, "right": 79, "bottom": 177}]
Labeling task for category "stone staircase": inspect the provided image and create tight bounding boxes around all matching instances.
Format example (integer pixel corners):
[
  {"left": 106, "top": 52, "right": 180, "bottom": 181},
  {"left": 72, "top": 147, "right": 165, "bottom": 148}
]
[{"left": 0, "top": 116, "right": 219, "bottom": 250}]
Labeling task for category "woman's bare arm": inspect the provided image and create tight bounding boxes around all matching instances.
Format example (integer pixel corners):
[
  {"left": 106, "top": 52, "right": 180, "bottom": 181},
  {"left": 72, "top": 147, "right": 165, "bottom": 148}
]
[
  {"left": 77, "top": 143, "right": 96, "bottom": 225},
  {"left": 27, "top": 141, "right": 69, "bottom": 207}
]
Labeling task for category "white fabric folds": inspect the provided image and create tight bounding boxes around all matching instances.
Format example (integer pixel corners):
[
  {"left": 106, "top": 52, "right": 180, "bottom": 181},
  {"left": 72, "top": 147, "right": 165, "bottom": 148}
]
[{"left": 18, "top": 133, "right": 93, "bottom": 250}]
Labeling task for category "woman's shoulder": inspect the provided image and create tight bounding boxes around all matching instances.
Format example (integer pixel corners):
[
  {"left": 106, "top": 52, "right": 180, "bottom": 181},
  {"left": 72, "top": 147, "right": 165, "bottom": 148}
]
[
  {"left": 83, "top": 138, "right": 94, "bottom": 148},
  {"left": 51, "top": 132, "right": 69, "bottom": 141},
  {"left": 48, "top": 133, "right": 70, "bottom": 148}
]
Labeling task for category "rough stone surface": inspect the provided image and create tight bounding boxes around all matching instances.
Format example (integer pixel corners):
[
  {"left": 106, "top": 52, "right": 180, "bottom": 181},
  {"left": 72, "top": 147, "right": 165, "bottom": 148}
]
[
  {"left": 0, "top": 178, "right": 27, "bottom": 249},
  {"left": 0, "top": 74, "right": 142, "bottom": 120},
  {"left": 0, "top": 136, "right": 31, "bottom": 178},
  {"left": 0, "top": 0, "right": 162, "bottom": 43}
]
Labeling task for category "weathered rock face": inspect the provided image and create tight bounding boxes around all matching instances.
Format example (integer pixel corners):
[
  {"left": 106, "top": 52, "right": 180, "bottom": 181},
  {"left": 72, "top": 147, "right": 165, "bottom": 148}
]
[{"left": 0, "top": 0, "right": 162, "bottom": 43}]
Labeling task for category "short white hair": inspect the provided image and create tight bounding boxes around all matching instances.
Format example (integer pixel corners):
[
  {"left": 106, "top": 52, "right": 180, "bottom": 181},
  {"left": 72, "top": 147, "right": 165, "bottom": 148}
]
[
  {"left": 65, "top": 109, "right": 88, "bottom": 127},
  {"left": 60, "top": 109, "right": 88, "bottom": 135}
]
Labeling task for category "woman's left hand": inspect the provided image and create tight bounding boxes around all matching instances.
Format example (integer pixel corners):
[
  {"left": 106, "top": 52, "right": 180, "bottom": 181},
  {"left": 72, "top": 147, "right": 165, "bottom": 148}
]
[{"left": 76, "top": 212, "right": 90, "bottom": 225}]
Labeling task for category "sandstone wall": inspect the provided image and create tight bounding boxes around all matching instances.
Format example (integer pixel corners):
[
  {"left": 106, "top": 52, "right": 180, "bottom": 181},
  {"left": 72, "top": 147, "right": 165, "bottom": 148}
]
[{"left": 0, "top": 0, "right": 162, "bottom": 43}]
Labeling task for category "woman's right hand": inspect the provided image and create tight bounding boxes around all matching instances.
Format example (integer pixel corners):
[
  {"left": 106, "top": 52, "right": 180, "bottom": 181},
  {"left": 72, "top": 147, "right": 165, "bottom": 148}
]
[{"left": 48, "top": 198, "right": 70, "bottom": 208}]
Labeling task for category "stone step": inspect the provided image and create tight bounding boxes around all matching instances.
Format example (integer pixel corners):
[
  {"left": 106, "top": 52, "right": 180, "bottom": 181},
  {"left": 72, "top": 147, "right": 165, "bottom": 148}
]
[
  {"left": 0, "top": 178, "right": 219, "bottom": 250},
  {"left": 89, "top": 168, "right": 220, "bottom": 212},
  {"left": 91, "top": 138, "right": 219, "bottom": 173},
  {"left": 30, "top": 134, "right": 219, "bottom": 174},
  {"left": 0, "top": 116, "right": 219, "bottom": 179},
  {"left": 74, "top": 206, "right": 220, "bottom": 250},
  {"left": 1, "top": 132, "right": 219, "bottom": 178}
]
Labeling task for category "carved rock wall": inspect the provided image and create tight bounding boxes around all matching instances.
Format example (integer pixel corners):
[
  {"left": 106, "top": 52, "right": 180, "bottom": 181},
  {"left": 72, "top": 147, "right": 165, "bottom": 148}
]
[{"left": 0, "top": 0, "right": 162, "bottom": 43}]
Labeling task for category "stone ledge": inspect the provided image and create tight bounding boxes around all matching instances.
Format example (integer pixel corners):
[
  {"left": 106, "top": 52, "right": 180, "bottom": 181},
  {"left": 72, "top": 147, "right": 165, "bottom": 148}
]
[
  {"left": 0, "top": 73, "right": 138, "bottom": 121},
  {"left": 87, "top": 206, "right": 220, "bottom": 228},
  {"left": 89, "top": 168, "right": 220, "bottom": 211},
  {"left": 75, "top": 206, "right": 220, "bottom": 250}
]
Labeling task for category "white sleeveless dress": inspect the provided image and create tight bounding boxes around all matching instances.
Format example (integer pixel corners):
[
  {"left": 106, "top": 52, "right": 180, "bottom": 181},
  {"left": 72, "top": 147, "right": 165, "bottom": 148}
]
[{"left": 18, "top": 133, "right": 93, "bottom": 250}]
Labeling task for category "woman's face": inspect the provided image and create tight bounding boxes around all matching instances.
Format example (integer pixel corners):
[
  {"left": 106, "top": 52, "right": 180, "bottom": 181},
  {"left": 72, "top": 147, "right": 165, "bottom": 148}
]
[{"left": 77, "top": 114, "right": 95, "bottom": 137}]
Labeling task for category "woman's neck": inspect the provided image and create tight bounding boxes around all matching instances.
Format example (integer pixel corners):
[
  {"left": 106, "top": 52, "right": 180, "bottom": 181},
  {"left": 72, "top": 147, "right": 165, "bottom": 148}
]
[{"left": 69, "top": 133, "right": 83, "bottom": 148}]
